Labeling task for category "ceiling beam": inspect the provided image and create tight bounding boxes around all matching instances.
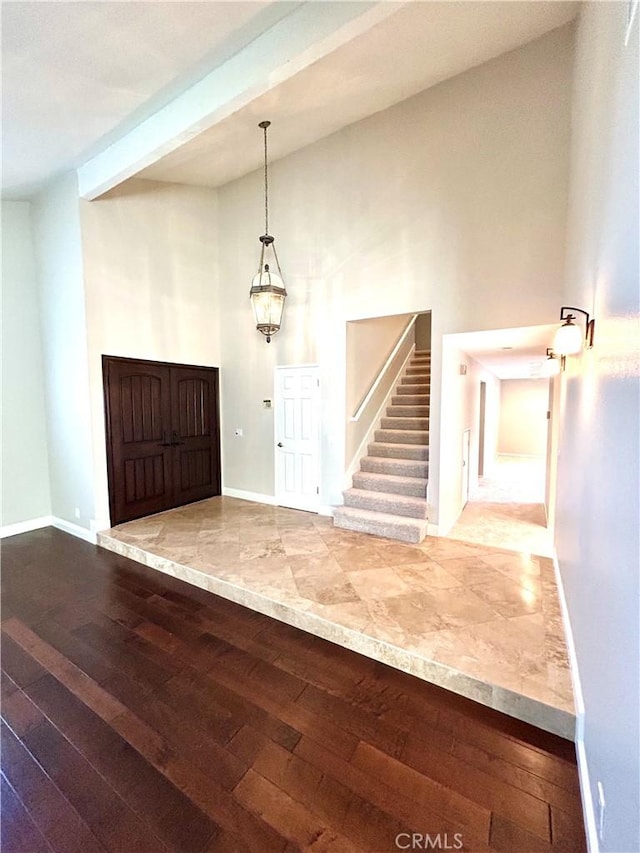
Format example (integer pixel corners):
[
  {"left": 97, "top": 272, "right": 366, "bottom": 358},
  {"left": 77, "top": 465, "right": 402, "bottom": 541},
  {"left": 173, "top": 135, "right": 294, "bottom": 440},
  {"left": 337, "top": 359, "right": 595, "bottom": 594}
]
[{"left": 77, "top": 2, "right": 402, "bottom": 200}]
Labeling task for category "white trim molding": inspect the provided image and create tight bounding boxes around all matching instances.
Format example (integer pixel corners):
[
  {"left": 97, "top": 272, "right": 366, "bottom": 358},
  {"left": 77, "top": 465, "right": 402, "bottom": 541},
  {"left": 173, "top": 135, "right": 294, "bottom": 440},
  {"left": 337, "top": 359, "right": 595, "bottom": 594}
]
[
  {"left": 222, "top": 487, "right": 277, "bottom": 506},
  {"left": 0, "top": 515, "right": 98, "bottom": 545},
  {"left": 51, "top": 517, "right": 97, "bottom": 545},
  {"left": 317, "top": 505, "right": 335, "bottom": 517},
  {"left": 0, "top": 516, "right": 52, "bottom": 539},
  {"left": 553, "top": 553, "right": 599, "bottom": 853}
]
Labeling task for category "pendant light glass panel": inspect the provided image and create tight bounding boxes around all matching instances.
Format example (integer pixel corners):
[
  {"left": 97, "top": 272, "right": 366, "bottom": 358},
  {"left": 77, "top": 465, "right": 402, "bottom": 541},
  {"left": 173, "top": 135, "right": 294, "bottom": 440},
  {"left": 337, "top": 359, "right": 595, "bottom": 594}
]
[{"left": 250, "top": 271, "right": 286, "bottom": 337}]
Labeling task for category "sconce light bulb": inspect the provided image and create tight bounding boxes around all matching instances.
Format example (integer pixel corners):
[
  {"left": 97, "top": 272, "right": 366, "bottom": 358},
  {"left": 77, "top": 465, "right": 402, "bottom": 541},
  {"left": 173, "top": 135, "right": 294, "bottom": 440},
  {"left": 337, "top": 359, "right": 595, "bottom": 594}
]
[{"left": 553, "top": 319, "right": 583, "bottom": 356}]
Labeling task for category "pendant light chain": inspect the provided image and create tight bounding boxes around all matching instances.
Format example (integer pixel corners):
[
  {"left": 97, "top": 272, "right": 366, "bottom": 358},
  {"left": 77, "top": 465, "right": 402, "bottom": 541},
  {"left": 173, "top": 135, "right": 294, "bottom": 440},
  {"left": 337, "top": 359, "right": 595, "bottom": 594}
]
[{"left": 263, "top": 121, "right": 269, "bottom": 237}]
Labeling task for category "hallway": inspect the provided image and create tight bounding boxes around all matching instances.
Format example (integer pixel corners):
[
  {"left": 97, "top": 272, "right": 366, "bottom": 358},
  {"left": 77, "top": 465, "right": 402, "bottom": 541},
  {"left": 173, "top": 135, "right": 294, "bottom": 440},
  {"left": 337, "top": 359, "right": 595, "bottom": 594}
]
[{"left": 447, "top": 455, "right": 553, "bottom": 558}]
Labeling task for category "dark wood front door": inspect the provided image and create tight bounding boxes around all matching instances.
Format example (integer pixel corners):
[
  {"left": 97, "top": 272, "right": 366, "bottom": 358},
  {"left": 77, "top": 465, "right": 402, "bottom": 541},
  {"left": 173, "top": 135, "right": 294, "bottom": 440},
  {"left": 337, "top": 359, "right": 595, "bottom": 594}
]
[{"left": 103, "top": 356, "right": 221, "bottom": 525}]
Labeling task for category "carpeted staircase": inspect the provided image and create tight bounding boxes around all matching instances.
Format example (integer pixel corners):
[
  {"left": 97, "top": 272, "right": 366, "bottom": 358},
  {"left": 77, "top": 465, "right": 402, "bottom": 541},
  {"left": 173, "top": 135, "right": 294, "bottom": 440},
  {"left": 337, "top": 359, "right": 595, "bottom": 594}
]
[{"left": 334, "top": 349, "right": 430, "bottom": 543}]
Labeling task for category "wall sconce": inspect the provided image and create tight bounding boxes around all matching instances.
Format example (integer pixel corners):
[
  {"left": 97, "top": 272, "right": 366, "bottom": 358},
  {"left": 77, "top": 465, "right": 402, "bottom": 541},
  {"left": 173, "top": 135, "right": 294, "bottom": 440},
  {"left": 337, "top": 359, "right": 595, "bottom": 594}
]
[
  {"left": 545, "top": 347, "right": 562, "bottom": 376},
  {"left": 249, "top": 120, "right": 287, "bottom": 343},
  {"left": 552, "top": 306, "right": 595, "bottom": 356}
]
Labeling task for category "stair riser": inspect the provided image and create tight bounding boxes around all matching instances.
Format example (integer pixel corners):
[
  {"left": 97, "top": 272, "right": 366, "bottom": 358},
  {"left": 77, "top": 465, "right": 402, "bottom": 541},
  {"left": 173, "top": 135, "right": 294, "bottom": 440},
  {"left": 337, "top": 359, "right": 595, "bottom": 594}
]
[
  {"left": 395, "top": 385, "right": 429, "bottom": 395},
  {"left": 401, "top": 376, "right": 431, "bottom": 385},
  {"left": 391, "top": 395, "right": 429, "bottom": 406},
  {"left": 386, "top": 406, "right": 429, "bottom": 417},
  {"left": 367, "top": 443, "right": 429, "bottom": 460},
  {"left": 353, "top": 472, "right": 427, "bottom": 498},
  {"left": 344, "top": 491, "right": 428, "bottom": 519},
  {"left": 333, "top": 510, "right": 425, "bottom": 544},
  {"left": 361, "top": 457, "right": 429, "bottom": 477},
  {"left": 375, "top": 429, "right": 429, "bottom": 445},
  {"left": 380, "top": 417, "right": 429, "bottom": 430}
]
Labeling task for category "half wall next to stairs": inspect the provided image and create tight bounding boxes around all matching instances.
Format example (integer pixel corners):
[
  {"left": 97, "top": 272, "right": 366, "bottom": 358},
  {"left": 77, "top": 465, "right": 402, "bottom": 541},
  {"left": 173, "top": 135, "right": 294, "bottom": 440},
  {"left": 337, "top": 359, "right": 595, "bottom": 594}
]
[{"left": 334, "top": 350, "right": 430, "bottom": 543}]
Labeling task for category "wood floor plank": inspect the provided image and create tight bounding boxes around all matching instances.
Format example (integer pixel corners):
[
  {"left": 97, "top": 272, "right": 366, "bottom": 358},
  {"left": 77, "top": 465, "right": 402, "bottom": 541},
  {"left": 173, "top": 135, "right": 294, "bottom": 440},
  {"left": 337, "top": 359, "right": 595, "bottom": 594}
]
[
  {"left": 1, "top": 528, "right": 586, "bottom": 853},
  {"left": 1, "top": 633, "right": 48, "bottom": 688},
  {"left": 3, "top": 618, "right": 126, "bottom": 723},
  {"left": 0, "top": 773, "right": 55, "bottom": 853},
  {"left": 234, "top": 768, "right": 362, "bottom": 852},
  {"left": 1, "top": 679, "right": 45, "bottom": 736},
  {"left": 20, "top": 719, "right": 169, "bottom": 852},
  {"left": 351, "top": 740, "right": 492, "bottom": 840},
  {"left": 1, "top": 720, "right": 107, "bottom": 853},
  {"left": 296, "top": 682, "right": 409, "bottom": 759},
  {"left": 401, "top": 729, "right": 552, "bottom": 841},
  {"left": 550, "top": 805, "right": 589, "bottom": 852},
  {"left": 294, "top": 735, "right": 492, "bottom": 852},
  {"left": 451, "top": 736, "right": 583, "bottom": 815}
]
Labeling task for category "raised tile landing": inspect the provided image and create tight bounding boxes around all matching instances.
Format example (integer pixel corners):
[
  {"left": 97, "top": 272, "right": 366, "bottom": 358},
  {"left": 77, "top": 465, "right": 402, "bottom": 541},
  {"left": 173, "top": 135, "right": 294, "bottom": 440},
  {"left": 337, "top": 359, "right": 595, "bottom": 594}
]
[{"left": 97, "top": 497, "right": 575, "bottom": 739}]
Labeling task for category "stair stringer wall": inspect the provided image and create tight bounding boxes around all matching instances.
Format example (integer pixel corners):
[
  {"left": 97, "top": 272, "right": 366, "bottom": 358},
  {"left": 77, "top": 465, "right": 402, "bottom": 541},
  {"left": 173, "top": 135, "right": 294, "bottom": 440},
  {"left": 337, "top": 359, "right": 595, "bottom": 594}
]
[{"left": 343, "top": 344, "right": 417, "bottom": 491}]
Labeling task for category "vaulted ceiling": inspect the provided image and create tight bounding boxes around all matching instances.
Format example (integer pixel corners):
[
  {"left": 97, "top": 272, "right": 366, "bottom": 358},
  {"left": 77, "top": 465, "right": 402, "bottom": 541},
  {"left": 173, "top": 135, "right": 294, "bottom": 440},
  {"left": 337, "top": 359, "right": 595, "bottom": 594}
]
[{"left": 2, "top": 1, "right": 577, "bottom": 200}]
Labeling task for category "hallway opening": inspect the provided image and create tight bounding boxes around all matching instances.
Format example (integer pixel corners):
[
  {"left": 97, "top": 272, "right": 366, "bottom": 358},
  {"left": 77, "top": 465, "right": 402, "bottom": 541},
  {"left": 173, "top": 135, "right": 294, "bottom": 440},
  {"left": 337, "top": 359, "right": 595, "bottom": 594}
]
[{"left": 440, "top": 325, "right": 557, "bottom": 556}]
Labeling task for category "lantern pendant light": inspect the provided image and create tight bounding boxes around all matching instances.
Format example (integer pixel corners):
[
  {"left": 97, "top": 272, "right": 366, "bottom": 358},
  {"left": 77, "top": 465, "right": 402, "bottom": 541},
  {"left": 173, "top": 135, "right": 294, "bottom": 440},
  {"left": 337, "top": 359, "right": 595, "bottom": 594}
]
[{"left": 249, "top": 120, "right": 287, "bottom": 343}]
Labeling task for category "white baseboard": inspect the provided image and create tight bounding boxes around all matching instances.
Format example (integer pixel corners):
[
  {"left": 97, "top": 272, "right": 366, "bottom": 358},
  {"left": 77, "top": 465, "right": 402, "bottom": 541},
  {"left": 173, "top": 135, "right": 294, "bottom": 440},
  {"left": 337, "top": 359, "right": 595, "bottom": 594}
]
[
  {"left": 0, "top": 516, "right": 52, "bottom": 539},
  {"left": 51, "top": 516, "right": 97, "bottom": 544},
  {"left": 426, "top": 522, "right": 440, "bottom": 537},
  {"left": 317, "top": 505, "right": 335, "bottom": 517},
  {"left": 0, "top": 515, "right": 98, "bottom": 545},
  {"left": 553, "top": 553, "right": 598, "bottom": 852},
  {"left": 222, "top": 487, "right": 276, "bottom": 506}
]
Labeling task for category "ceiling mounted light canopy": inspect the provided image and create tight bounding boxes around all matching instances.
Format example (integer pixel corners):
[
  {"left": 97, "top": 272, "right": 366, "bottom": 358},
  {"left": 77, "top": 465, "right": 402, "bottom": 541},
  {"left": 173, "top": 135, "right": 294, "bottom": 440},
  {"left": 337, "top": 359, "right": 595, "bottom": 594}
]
[
  {"left": 249, "top": 120, "right": 287, "bottom": 343},
  {"left": 552, "top": 306, "right": 595, "bottom": 357}
]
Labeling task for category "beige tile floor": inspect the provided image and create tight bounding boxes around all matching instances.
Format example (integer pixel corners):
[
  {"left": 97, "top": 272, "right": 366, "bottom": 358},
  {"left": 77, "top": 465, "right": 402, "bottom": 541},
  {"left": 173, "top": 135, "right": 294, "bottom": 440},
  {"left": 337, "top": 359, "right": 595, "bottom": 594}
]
[{"left": 98, "top": 496, "right": 575, "bottom": 738}]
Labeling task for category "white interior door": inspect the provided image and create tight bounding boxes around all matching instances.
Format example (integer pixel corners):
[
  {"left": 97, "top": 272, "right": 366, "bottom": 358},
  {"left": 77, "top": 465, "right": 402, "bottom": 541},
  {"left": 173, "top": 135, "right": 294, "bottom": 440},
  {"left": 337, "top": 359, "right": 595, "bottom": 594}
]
[
  {"left": 275, "top": 365, "right": 320, "bottom": 512},
  {"left": 462, "top": 428, "right": 471, "bottom": 507}
]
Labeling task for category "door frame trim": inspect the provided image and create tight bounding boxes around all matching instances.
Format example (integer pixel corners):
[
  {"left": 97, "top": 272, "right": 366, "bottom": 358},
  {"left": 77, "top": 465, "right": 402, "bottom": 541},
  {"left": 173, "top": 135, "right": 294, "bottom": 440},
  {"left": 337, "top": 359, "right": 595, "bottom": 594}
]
[{"left": 273, "top": 363, "right": 321, "bottom": 513}]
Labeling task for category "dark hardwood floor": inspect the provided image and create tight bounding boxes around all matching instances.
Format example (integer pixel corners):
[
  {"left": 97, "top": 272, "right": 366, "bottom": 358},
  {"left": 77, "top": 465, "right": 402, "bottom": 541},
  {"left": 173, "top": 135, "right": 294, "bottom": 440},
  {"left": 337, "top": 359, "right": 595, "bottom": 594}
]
[{"left": 0, "top": 528, "right": 586, "bottom": 853}]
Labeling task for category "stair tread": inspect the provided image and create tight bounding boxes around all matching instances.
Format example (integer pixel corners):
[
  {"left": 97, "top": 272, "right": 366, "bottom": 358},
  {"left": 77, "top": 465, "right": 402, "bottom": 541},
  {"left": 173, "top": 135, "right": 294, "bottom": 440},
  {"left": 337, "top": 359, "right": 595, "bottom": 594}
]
[
  {"left": 334, "top": 506, "right": 427, "bottom": 528},
  {"left": 369, "top": 442, "right": 429, "bottom": 451},
  {"left": 355, "top": 471, "right": 428, "bottom": 485},
  {"left": 345, "top": 487, "right": 426, "bottom": 505}
]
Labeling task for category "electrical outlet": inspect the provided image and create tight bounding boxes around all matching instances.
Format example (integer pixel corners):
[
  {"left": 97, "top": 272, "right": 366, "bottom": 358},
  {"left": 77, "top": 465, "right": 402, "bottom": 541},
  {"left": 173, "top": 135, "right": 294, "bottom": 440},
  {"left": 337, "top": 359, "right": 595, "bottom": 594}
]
[
  {"left": 597, "top": 781, "right": 606, "bottom": 842},
  {"left": 74, "top": 507, "right": 80, "bottom": 519}
]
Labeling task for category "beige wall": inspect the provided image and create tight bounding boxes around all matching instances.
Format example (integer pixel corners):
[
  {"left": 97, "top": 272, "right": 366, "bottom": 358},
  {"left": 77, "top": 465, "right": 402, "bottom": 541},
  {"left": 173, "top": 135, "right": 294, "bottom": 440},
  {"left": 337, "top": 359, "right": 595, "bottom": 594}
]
[
  {"left": 217, "top": 25, "right": 573, "bottom": 511},
  {"left": 415, "top": 312, "right": 432, "bottom": 351},
  {"left": 346, "top": 313, "right": 413, "bottom": 416},
  {"left": 498, "top": 377, "right": 549, "bottom": 456},
  {"left": 32, "top": 174, "right": 96, "bottom": 530},
  {"left": 79, "top": 179, "right": 219, "bottom": 525},
  {"left": 554, "top": 4, "right": 639, "bottom": 850},
  {"left": 1, "top": 202, "right": 51, "bottom": 526},
  {"left": 345, "top": 312, "right": 414, "bottom": 467},
  {"left": 439, "top": 342, "right": 500, "bottom": 532}
]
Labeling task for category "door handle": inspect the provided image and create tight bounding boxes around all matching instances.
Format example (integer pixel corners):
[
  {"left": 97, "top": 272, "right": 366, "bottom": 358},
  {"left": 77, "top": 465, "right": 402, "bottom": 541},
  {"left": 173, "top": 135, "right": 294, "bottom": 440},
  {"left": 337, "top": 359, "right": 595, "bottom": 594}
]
[
  {"left": 158, "top": 430, "right": 172, "bottom": 447},
  {"left": 171, "top": 430, "right": 185, "bottom": 447},
  {"left": 277, "top": 442, "right": 283, "bottom": 448}
]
